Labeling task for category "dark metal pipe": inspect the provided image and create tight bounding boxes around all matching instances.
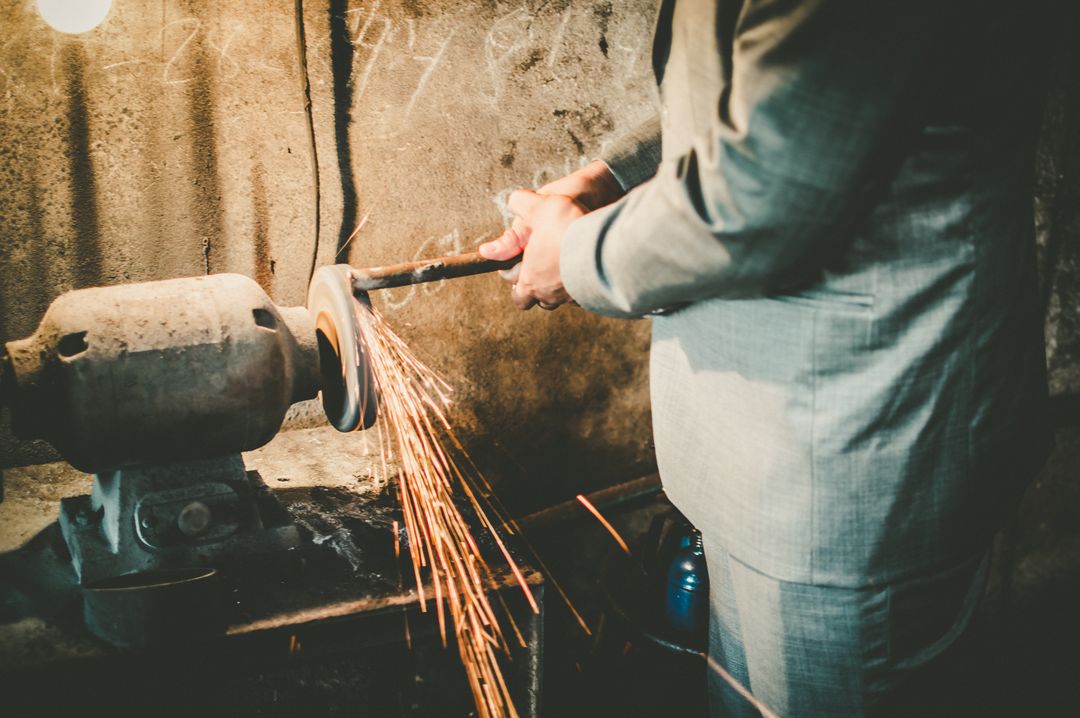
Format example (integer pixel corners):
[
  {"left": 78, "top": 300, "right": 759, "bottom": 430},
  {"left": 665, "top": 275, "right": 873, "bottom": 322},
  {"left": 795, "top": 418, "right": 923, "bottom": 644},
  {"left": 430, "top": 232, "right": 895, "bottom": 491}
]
[
  {"left": 517, "top": 473, "right": 663, "bottom": 530},
  {"left": 350, "top": 252, "right": 520, "bottom": 292}
]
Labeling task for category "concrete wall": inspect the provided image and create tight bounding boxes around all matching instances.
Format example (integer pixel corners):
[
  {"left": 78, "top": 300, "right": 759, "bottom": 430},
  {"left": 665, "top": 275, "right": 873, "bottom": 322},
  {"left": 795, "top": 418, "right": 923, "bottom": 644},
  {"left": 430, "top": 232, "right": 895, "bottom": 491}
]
[
  {"left": 6, "top": 0, "right": 1080, "bottom": 530},
  {"left": 0, "top": 0, "right": 660, "bottom": 509}
]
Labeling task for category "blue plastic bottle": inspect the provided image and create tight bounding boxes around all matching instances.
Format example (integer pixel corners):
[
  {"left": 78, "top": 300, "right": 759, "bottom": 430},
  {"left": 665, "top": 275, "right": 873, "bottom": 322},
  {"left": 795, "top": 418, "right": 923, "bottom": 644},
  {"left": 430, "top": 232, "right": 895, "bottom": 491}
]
[{"left": 664, "top": 530, "right": 709, "bottom": 637}]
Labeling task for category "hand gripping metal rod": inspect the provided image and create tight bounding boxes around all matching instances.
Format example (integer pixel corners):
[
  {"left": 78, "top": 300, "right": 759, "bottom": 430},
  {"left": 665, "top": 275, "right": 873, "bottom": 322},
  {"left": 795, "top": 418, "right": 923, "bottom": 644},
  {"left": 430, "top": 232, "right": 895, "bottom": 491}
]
[{"left": 349, "top": 252, "right": 521, "bottom": 293}]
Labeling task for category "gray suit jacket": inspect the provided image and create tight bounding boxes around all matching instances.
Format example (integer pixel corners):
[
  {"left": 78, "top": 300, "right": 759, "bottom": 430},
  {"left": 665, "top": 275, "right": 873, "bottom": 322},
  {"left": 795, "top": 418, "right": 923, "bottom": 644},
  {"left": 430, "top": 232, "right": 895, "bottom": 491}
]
[{"left": 561, "top": 0, "right": 1052, "bottom": 586}]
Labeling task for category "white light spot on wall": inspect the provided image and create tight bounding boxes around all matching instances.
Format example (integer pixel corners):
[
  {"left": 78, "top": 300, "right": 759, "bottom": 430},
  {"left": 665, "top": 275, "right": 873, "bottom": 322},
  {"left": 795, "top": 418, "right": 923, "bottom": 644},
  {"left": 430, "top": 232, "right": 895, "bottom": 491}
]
[{"left": 36, "top": 0, "right": 112, "bottom": 34}]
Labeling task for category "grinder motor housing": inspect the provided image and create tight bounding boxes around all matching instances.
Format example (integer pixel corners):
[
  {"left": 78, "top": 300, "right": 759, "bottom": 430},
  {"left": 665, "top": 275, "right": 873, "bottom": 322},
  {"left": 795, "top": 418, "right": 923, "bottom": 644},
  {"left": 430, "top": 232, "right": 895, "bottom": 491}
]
[{"left": 0, "top": 268, "right": 374, "bottom": 586}]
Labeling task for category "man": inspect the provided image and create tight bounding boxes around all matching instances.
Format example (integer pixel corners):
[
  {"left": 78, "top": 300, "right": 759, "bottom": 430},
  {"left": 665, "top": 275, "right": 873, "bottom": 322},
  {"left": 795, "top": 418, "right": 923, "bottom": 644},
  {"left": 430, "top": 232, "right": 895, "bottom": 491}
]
[{"left": 480, "top": 0, "right": 1052, "bottom": 715}]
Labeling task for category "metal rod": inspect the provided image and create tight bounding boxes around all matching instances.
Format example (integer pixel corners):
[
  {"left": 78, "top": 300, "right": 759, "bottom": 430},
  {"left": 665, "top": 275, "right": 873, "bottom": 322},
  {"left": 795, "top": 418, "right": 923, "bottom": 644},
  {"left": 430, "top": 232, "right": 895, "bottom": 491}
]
[
  {"left": 350, "top": 252, "right": 521, "bottom": 292},
  {"left": 516, "top": 474, "right": 663, "bottom": 531}
]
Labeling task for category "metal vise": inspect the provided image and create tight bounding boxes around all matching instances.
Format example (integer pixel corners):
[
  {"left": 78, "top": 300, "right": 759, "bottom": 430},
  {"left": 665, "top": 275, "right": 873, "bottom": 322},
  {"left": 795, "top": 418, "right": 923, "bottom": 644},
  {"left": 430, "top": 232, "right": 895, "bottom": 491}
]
[{"left": 0, "top": 267, "right": 375, "bottom": 586}]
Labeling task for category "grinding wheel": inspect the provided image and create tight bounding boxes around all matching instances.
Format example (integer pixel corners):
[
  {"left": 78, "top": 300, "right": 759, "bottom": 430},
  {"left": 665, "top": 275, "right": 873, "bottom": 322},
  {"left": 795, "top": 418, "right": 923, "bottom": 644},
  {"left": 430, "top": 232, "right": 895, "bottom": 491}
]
[{"left": 308, "top": 265, "right": 379, "bottom": 432}]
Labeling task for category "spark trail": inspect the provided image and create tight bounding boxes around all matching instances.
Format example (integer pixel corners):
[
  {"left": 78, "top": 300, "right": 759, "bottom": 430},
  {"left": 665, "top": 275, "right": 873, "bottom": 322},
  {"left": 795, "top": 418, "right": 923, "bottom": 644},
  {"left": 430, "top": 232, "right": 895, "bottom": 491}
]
[{"left": 352, "top": 295, "right": 535, "bottom": 718}]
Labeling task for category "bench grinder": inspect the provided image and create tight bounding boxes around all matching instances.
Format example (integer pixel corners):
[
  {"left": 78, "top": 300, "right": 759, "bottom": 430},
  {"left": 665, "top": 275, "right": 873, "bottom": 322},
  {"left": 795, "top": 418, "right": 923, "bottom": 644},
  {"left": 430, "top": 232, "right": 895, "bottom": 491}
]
[{"left": 0, "top": 265, "right": 376, "bottom": 586}]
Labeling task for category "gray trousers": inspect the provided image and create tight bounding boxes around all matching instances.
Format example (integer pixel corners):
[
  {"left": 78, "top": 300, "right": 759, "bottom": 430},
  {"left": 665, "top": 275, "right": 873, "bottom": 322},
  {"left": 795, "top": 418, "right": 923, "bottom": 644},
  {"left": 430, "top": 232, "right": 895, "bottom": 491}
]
[{"left": 704, "top": 539, "right": 990, "bottom": 718}]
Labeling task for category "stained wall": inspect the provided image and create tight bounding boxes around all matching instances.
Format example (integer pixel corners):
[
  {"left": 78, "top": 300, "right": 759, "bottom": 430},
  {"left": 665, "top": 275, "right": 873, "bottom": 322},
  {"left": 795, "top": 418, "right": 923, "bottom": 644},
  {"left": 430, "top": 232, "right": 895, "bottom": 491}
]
[
  {"left": 0, "top": 0, "right": 660, "bottom": 510},
  {"left": 7, "top": 0, "right": 1080, "bottom": 528}
]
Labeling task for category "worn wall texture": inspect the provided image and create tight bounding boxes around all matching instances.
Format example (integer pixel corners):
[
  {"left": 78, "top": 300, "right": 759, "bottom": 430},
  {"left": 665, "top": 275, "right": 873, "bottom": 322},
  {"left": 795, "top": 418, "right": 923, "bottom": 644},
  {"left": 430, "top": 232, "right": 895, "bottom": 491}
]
[
  {"left": 0, "top": 0, "right": 659, "bottom": 510},
  {"left": 5, "top": 0, "right": 1080, "bottom": 529}
]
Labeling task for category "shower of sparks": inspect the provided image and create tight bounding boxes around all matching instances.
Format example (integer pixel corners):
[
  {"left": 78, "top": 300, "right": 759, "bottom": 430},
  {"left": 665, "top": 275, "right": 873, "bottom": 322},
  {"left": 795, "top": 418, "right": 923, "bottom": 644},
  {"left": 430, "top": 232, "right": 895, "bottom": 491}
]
[
  {"left": 341, "top": 287, "right": 775, "bottom": 718},
  {"left": 351, "top": 293, "right": 536, "bottom": 718},
  {"left": 336, "top": 210, "right": 371, "bottom": 259},
  {"left": 575, "top": 494, "right": 631, "bottom": 556}
]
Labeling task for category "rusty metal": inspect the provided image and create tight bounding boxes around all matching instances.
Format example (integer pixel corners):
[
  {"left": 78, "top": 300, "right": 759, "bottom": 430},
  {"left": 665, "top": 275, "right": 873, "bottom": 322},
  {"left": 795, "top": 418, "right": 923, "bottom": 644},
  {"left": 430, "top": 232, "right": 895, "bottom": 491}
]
[
  {"left": 0, "top": 271, "right": 381, "bottom": 468},
  {"left": 350, "top": 251, "right": 520, "bottom": 292},
  {"left": 58, "top": 455, "right": 301, "bottom": 583},
  {"left": 3, "top": 274, "right": 323, "bottom": 473},
  {"left": 0, "top": 271, "right": 377, "bottom": 603}
]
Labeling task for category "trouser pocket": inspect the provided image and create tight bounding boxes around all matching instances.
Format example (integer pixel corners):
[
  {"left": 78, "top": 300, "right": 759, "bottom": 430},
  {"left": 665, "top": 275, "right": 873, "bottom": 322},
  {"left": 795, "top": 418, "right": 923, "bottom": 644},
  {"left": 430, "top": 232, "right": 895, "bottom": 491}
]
[{"left": 888, "top": 551, "right": 990, "bottom": 670}]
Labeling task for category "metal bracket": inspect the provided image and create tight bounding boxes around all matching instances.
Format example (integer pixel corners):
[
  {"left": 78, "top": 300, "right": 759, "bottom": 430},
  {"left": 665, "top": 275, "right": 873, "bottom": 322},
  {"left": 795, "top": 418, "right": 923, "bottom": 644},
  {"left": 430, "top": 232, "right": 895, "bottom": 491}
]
[{"left": 59, "top": 455, "right": 300, "bottom": 584}]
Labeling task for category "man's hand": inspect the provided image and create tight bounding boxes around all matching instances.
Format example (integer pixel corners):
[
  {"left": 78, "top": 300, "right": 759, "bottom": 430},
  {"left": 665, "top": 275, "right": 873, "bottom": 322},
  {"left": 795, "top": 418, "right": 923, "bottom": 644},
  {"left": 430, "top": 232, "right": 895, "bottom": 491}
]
[
  {"left": 536, "top": 160, "right": 625, "bottom": 212},
  {"left": 480, "top": 160, "right": 624, "bottom": 310},
  {"left": 480, "top": 190, "right": 585, "bottom": 310}
]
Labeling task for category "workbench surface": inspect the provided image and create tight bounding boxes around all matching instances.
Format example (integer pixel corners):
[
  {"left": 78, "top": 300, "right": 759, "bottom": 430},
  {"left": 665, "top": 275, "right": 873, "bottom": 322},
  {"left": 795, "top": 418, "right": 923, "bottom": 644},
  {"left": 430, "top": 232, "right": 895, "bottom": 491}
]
[{"left": 0, "top": 425, "right": 543, "bottom": 717}]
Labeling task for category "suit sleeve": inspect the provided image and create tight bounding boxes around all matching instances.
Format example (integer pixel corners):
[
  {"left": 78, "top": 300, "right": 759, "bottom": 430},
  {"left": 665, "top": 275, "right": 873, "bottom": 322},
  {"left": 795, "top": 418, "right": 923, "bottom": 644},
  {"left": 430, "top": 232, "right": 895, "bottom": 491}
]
[
  {"left": 561, "top": 0, "right": 949, "bottom": 318},
  {"left": 601, "top": 115, "right": 662, "bottom": 192}
]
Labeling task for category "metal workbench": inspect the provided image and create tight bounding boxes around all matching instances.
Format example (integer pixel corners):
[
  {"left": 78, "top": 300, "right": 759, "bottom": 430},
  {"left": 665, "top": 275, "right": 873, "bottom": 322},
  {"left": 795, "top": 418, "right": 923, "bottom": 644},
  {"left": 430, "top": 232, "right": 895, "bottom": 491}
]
[{"left": 0, "top": 425, "right": 543, "bottom": 718}]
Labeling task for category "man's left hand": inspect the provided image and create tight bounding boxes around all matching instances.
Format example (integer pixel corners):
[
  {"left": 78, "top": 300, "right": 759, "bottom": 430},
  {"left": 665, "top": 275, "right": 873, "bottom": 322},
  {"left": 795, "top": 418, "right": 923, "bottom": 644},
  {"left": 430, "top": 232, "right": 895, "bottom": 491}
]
[{"left": 479, "top": 190, "right": 586, "bottom": 311}]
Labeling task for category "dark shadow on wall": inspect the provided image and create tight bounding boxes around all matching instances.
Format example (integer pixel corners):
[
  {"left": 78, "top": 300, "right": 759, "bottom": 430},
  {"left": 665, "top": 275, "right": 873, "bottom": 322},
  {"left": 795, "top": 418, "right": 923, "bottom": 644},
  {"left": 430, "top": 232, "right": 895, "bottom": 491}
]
[
  {"left": 328, "top": 0, "right": 358, "bottom": 261},
  {"left": 0, "top": 172, "right": 49, "bottom": 343},
  {"left": 455, "top": 319, "right": 657, "bottom": 517},
  {"left": 252, "top": 161, "right": 274, "bottom": 293},
  {"left": 64, "top": 43, "right": 102, "bottom": 287},
  {"left": 187, "top": 40, "right": 225, "bottom": 275},
  {"left": 0, "top": 169, "right": 56, "bottom": 475}
]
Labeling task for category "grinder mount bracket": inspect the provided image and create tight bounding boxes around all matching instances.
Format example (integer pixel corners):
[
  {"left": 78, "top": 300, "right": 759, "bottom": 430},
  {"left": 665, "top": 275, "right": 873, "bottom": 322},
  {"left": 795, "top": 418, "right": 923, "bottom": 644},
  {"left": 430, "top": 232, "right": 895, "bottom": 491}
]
[{"left": 58, "top": 455, "right": 300, "bottom": 585}]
